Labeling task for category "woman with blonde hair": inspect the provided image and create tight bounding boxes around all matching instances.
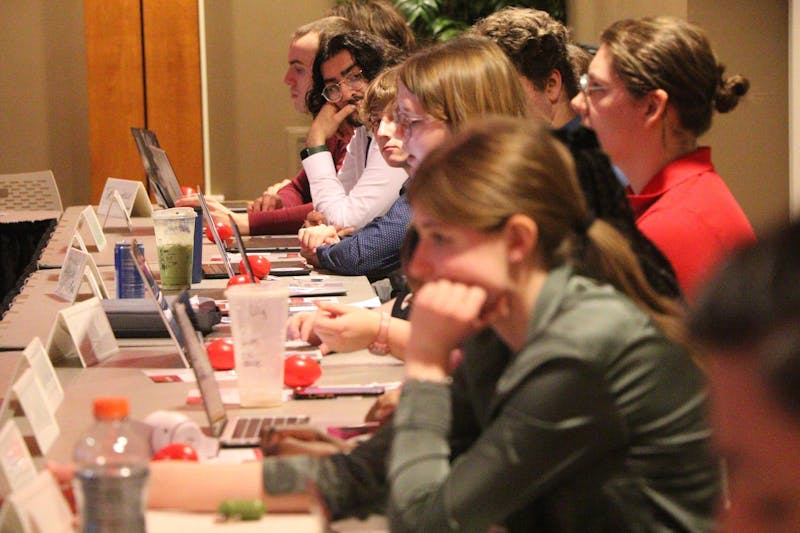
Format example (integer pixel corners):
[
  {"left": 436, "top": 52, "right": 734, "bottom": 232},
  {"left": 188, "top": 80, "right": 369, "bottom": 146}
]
[
  {"left": 572, "top": 16, "right": 754, "bottom": 298},
  {"left": 387, "top": 116, "right": 719, "bottom": 531}
]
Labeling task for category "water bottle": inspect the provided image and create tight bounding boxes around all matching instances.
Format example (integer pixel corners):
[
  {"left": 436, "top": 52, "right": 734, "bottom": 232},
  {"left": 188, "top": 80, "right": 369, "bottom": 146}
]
[{"left": 73, "top": 397, "right": 150, "bottom": 533}]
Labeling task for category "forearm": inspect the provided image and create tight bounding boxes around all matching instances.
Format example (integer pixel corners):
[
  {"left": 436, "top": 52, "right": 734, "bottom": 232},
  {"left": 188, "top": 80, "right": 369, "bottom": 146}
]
[
  {"left": 262, "top": 427, "right": 392, "bottom": 520},
  {"left": 277, "top": 171, "right": 312, "bottom": 208},
  {"left": 248, "top": 203, "right": 313, "bottom": 235},
  {"left": 147, "top": 461, "right": 310, "bottom": 513},
  {"left": 388, "top": 380, "right": 454, "bottom": 532}
]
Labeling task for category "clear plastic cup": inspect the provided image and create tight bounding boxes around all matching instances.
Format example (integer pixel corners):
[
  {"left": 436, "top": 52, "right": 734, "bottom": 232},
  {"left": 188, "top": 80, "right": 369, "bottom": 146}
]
[
  {"left": 151, "top": 207, "right": 196, "bottom": 290},
  {"left": 226, "top": 284, "right": 289, "bottom": 407}
]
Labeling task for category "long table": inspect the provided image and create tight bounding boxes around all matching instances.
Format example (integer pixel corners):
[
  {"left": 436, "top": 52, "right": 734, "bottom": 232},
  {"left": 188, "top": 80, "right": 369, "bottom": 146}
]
[{"left": 0, "top": 207, "right": 399, "bottom": 531}]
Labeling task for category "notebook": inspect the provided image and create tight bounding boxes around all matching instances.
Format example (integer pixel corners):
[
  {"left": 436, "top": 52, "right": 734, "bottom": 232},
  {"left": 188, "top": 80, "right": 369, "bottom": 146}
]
[{"left": 173, "top": 303, "right": 310, "bottom": 447}]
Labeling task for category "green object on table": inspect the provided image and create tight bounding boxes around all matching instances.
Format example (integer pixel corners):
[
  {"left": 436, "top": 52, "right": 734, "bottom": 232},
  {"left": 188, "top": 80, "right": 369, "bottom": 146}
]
[{"left": 217, "top": 499, "right": 266, "bottom": 521}]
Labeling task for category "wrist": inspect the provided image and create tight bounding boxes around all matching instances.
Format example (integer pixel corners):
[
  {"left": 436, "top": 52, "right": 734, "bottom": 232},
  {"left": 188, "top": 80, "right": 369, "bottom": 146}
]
[
  {"left": 368, "top": 311, "right": 391, "bottom": 355},
  {"left": 300, "top": 144, "right": 328, "bottom": 160}
]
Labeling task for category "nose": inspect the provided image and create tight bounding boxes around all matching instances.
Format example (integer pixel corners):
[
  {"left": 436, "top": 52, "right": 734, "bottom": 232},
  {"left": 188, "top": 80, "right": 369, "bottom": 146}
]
[
  {"left": 407, "top": 238, "right": 433, "bottom": 281},
  {"left": 340, "top": 83, "right": 361, "bottom": 104},
  {"left": 571, "top": 92, "right": 586, "bottom": 116},
  {"left": 377, "top": 117, "right": 395, "bottom": 139},
  {"left": 284, "top": 68, "right": 295, "bottom": 87}
]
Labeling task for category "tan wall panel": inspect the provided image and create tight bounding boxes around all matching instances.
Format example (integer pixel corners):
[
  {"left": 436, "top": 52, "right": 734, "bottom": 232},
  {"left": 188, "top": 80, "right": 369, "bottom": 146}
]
[
  {"left": 690, "top": 0, "right": 789, "bottom": 232},
  {"left": 143, "top": 0, "right": 204, "bottom": 191},
  {"left": 567, "top": 0, "right": 686, "bottom": 44},
  {"left": 204, "top": 0, "right": 334, "bottom": 201},
  {"left": 85, "top": 0, "right": 146, "bottom": 203}
]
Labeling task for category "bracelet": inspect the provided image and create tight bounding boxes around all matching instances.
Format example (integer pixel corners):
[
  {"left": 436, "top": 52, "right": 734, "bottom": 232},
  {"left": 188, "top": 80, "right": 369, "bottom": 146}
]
[
  {"left": 368, "top": 311, "right": 391, "bottom": 355},
  {"left": 300, "top": 144, "right": 329, "bottom": 160}
]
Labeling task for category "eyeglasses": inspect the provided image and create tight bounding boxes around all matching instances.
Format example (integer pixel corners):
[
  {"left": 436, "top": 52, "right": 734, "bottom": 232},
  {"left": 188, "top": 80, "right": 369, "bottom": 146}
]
[
  {"left": 579, "top": 74, "right": 608, "bottom": 98},
  {"left": 322, "top": 70, "right": 367, "bottom": 103},
  {"left": 395, "top": 109, "right": 439, "bottom": 137}
]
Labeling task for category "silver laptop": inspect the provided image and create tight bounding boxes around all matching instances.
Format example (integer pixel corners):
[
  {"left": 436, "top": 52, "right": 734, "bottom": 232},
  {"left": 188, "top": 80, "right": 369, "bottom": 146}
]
[
  {"left": 129, "top": 239, "right": 191, "bottom": 368},
  {"left": 173, "top": 303, "right": 309, "bottom": 447},
  {"left": 197, "top": 190, "right": 237, "bottom": 279}
]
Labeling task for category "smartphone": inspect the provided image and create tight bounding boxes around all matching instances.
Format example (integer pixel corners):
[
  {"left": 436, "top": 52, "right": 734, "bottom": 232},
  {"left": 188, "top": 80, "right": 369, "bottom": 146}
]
[
  {"left": 270, "top": 266, "right": 311, "bottom": 276},
  {"left": 293, "top": 385, "right": 385, "bottom": 400},
  {"left": 327, "top": 422, "right": 381, "bottom": 439}
]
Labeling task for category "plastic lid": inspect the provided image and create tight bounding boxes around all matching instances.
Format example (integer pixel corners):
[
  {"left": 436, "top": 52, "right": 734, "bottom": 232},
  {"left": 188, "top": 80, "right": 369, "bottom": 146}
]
[{"left": 93, "top": 397, "right": 130, "bottom": 420}]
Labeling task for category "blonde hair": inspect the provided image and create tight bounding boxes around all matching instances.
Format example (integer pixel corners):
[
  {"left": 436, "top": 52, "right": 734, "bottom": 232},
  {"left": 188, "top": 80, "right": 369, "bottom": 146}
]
[
  {"left": 359, "top": 66, "right": 399, "bottom": 128},
  {"left": 398, "top": 36, "right": 527, "bottom": 130},
  {"left": 408, "top": 116, "right": 684, "bottom": 339},
  {"left": 602, "top": 16, "right": 749, "bottom": 136}
]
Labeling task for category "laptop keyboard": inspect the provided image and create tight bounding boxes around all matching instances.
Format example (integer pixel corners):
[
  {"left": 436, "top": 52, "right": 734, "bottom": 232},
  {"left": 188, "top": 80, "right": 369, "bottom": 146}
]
[{"left": 232, "top": 415, "right": 311, "bottom": 439}]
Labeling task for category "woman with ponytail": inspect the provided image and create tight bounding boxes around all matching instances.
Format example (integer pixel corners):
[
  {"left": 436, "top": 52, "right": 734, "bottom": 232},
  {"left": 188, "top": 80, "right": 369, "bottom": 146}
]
[
  {"left": 388, "top": 116, "right": 720, "bottom": 532},
  {"left": 572, "top": 17, "right": 754, "bottom": 298}
]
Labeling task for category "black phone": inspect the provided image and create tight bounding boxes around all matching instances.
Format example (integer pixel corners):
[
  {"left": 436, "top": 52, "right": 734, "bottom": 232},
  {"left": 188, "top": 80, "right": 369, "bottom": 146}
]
[
  {"left": 270, "top": 266, "right": 312, "bottom": 276},
  {"left": 292, "top": 385, "right": 385, "bottom": 400}
]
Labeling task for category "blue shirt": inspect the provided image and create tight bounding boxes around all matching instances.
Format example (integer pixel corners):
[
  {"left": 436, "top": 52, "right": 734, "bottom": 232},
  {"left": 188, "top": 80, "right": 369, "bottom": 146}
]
[{"left": 316, "top": 192, "right": 411, "bottom": 281}]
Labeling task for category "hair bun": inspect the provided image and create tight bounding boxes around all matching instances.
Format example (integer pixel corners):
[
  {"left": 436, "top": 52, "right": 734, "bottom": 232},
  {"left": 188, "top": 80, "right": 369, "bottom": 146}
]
[{"left": 715, "top": 68, "right": 750, "bottom": 113}]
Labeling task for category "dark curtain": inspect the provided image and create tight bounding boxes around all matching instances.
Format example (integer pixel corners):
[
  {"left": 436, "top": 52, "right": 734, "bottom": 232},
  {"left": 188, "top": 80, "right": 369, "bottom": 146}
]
[{"left": 0, "top": 219, "right": 57, "bottom": 315}]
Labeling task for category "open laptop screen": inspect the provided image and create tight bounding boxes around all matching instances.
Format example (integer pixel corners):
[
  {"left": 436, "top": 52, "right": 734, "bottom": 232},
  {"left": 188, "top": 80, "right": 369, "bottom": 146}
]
[
  {"left": 129, "top": 239, "right": 191, "bottom": 368},
  {"left": 131, "top": 128, "right": 170, "bottom": 208},
  {"left": 174, "top": 303, "right": 227, "bottom": 437},
  {"left": 197, "top": 191, "right": 235, "bottom": 278},
  {"left": 147, "top": 146, "right": 184, "bottom": 210}
]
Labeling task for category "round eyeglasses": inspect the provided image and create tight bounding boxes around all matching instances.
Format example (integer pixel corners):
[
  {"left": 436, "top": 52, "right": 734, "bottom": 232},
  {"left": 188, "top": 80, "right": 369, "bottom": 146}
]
[{"left": 322, "top": 71, "right": 367, "bottom": 103}]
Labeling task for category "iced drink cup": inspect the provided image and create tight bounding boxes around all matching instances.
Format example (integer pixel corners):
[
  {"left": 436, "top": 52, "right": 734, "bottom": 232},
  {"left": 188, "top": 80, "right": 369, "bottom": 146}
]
[
  {"left": 226, "top": 283, "right": 289, "bottom": 407},
  {"left": 152, "top": 207, "right": 196, "bottom": 290}
]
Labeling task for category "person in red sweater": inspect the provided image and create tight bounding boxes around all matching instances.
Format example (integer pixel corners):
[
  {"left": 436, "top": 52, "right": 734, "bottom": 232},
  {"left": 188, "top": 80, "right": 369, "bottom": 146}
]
[{"left": 572, "top": 16, "right": 755, "bottom": 299}]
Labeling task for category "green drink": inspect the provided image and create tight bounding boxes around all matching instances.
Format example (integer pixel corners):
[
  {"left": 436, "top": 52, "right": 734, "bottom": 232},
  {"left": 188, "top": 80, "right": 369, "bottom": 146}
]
[
  {"left": 157, "top": 243, "right": 193, "bottom": 290},
  {"left": 152, "top": 207, "right": 197, "bottom": 291}
]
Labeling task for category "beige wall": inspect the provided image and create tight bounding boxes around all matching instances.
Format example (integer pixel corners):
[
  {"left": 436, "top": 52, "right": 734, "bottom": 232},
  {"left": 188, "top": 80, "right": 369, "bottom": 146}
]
[
  {"left": 0, "top": 0, "right": 790, "bottom": 235},
  {"left": 204, "top": 0, "right": 334, "bottom": 201},
  {"left": 0, "top": 0, "right": 89, "bottom": 208},
  {"left": 567, "top": 0, "right": 790, "bottom": 233}
]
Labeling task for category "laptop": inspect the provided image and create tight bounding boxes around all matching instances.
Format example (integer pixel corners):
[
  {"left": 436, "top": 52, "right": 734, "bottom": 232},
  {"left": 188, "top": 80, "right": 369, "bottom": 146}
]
[
  {"left": 196, "top": 193, "right": 309, "bottom": 277},
  {"left": 225, "top": 234, "right": 301, "bottom": 253},
  {"left": 130, "top": 127, "right": 247, "bottom": 212},
  {"left": 173, "top": 303, "right": 310, "bottom": 447},
  {"left": 129, "top": 238, "right": 192, "bottom": 368},
  {"left": 130, "top": 127, "right": 175, "bottom": 209}
]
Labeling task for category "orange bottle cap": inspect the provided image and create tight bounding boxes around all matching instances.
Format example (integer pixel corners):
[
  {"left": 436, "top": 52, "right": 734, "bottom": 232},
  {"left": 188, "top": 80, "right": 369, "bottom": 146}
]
[{"left": 93, "top": 397, "right": 130, "bottom": 420}]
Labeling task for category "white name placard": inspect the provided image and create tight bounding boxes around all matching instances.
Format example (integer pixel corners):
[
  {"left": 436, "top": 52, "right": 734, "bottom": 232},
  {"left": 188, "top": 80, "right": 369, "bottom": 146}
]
[
  {"left": 79, "top": 205, "right": 107, "bottom": 252},
  {"left": 53, "top": 247, "right": 89, "bottom": 303},
  {"left": 2, "top": 471, "right": 73, "bottom": 533},
  {"left": 53, "top": 247, "right": 107, "bottom": 303},
  {"left": 12, "top": 369, "right": 59, "bottom": 455},
  {"left": 45, "top": 297, "right": 119, "bottom": 367},
  {"left": 0, "top": 420, "right": 38, "bottom": 499},
  {"left": 22, "top": 337, "right": 63, "bottom": 414},
  {"left": 98, "top": 177, "right": 152, "bottom": 221}
]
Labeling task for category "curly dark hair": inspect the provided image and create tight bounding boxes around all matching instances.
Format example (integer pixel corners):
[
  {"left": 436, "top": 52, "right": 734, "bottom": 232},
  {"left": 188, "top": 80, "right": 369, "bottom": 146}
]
[
  {"left": 553, "top": 126, "right": 683, "bottom": 301},
  {"left": 306, "top": 30, "right": 400, "bottom": 116}
]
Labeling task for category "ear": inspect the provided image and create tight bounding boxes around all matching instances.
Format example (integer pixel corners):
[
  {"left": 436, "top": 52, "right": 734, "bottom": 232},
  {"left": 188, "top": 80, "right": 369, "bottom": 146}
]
[
  {"left": 503, "top": 214, "right": 538, "bottom": 264},
  {"left": 643, "top": 88, "right": 669, "bottom": 128},
  {"left": 544, "top": 69, "right": 563, "bottom": 104}
]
